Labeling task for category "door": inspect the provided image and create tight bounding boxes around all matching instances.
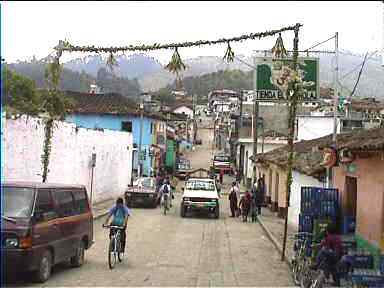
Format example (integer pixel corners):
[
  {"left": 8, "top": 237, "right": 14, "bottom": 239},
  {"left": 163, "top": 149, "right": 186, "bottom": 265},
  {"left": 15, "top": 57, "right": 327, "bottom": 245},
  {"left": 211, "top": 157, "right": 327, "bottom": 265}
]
[
  {"left": 52, "top": 189, "right": 77, "bottom": 261},
  {"left": 344, "top": 176, "right": 357, "bottom": 217},
  {"left": 275, "top": 172, "right": 279, "bottom": 204},
  {"left": 32, "top": 189, "right": 64, "bottom": 263}
]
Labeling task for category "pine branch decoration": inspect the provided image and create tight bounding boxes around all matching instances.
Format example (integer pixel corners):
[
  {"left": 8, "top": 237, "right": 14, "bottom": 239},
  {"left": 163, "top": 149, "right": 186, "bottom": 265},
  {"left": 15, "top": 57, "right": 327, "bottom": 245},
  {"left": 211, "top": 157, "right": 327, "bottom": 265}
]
[
  {"left": 165, "top": 47, "right": 187, "bottom": 74},
  {"left": 223, "top": 42, "right": 235, "bottom": 63}
]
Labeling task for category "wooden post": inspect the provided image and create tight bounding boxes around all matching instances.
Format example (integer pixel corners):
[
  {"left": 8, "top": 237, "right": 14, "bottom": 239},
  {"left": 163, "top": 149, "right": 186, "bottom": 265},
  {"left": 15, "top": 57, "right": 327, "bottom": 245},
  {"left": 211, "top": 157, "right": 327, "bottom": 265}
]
[{"left": 281, "top": 23, "right": 301, "bottom": 262}]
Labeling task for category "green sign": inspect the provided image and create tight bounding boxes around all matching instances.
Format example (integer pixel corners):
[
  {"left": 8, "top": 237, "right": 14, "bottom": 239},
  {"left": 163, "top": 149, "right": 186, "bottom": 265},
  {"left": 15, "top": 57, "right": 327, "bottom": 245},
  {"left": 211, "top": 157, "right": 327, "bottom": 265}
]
[{"left": 254, "top": 57, "right": 319, "bottom": 102}]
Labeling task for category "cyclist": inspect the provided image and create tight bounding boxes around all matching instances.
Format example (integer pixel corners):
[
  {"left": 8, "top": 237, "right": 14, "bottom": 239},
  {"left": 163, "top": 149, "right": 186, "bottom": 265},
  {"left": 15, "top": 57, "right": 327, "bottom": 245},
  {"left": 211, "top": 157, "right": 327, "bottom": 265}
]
[
  {"left": 103, "top": 197, "right": 130, "bottom": 254},
  {"left": 311, "top": 225, "right": 342, "bottom": 286},
  {"left": 159, "top": 177, "right": 173, "bottom": 208}
]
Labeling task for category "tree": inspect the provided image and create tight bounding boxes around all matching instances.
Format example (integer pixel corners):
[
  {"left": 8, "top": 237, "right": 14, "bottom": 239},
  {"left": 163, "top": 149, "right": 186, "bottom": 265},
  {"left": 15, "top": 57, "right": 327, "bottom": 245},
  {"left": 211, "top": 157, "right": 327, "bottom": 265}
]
[{"left": 2, "top": 66, "right": 41, "bottom": 116}]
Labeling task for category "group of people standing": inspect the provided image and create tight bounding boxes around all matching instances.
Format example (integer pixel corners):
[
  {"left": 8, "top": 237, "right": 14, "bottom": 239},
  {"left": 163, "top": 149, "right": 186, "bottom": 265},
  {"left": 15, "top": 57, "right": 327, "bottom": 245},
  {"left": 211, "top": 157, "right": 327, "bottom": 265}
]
[{"left": 228, "top": 177, "right": 265, "bottom": 222}]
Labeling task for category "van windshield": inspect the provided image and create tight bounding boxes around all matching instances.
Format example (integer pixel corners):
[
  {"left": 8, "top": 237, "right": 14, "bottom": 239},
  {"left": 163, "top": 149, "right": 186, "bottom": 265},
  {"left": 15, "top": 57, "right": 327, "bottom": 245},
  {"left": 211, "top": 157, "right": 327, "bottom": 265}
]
[{"left": 2, "top": 187, "right": 35, "bottom": 218}]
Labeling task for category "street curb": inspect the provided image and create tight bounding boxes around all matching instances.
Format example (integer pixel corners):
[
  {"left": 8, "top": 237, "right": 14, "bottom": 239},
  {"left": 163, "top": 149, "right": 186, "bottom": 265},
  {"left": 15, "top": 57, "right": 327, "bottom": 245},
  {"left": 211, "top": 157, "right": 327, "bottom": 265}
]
[{"left": 257, "top": 217, "right": 292, "bottom": 269}]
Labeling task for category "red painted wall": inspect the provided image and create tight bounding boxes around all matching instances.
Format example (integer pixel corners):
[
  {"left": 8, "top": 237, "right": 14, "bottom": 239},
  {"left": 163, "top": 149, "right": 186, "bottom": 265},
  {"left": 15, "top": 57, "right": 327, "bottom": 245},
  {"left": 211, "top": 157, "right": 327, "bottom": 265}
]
[{"left": 333, "top": 155, "right": 384, "bottom": 249}]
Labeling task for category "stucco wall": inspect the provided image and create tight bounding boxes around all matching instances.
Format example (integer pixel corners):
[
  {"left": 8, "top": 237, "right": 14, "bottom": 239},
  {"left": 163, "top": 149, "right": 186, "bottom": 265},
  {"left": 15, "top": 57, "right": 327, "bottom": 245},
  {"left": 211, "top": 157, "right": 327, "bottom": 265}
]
[
  {"left": 173, "top": 107, "right": 193, "bottom": 118},
  {"left": 66, "top": 113, "right": 155, "bottom": 176},
  {"left": 333, "top": 156, "right": 384, "bottom": 249},
  {"left": 3, "top": 115, "right": 133, "bottom": 204},
  {"left": 297, "top": 116, "right": 340, "bottom": 141}
]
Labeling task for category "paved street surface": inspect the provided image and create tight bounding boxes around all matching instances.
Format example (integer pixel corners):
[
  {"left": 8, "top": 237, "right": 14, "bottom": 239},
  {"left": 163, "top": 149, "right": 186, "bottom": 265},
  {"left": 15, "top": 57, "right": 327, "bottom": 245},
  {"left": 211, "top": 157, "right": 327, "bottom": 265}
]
[{"left": 7, "top": 122, "right": 293, "bottom": 287}]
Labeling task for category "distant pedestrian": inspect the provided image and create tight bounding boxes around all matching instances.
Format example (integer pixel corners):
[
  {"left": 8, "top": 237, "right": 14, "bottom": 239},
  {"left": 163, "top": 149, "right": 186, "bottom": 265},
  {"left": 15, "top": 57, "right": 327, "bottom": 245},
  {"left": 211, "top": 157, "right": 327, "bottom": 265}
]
[
  {"left": 239, "top": 190, "right": 251, "bottom": 222},
  {"left": 219, "top": 169, "right": 224, "bottom": 184},
  {"left": 250, "top": 180, "right": 258, "bottom": 222},
  {"left": 228, "top": 182, "right": 238, "bottom": 217},
  {"left": 215, "top": 177, "right": 221, "bottom": 197},
  {"left": 255, "top": 178, "right": 265, "bottom": 215}
]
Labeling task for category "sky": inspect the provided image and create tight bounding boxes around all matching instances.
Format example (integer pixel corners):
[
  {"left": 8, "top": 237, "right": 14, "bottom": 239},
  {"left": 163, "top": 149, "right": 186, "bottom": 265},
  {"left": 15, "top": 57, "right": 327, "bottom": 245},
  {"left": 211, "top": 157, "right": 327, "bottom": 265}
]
[{"left": 2, "top": 1, "right": 383, "bottom": 64}]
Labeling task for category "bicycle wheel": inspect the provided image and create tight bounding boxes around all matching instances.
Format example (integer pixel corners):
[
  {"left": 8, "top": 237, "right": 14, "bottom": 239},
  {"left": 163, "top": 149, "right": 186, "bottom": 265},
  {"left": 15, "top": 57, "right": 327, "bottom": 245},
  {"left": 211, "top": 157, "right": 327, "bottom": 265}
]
[
  {"left": 108, "top": 237, "right": 116, "bottom": 269},
  {"left": 292, "top": 260, "right": 300, "bottom": 285},
  {"left": 117, "top": 233, "right": 123, "bottom": 262},
  {"left": 163, "top": 195, "right": 167, "bottom": 215}
]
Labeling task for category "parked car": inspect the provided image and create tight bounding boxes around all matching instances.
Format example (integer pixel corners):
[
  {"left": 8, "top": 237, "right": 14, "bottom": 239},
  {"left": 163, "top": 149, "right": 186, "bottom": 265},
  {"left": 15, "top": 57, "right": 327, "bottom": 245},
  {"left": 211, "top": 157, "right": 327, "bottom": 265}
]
[
  {"left": 2, "top": 182, "right": 93, "bottom": 283},
  {"left": 180, "top": 177, "right": 219, "bottom": 219},
  {"left": 125, "top": 177, "right": 160, "bottom": 208},
  {"left": 175, "top": 158, "right": 193, "bottom": 180},
  {"left": 212, "top": 153, "right": 233, "bottom": 175}
]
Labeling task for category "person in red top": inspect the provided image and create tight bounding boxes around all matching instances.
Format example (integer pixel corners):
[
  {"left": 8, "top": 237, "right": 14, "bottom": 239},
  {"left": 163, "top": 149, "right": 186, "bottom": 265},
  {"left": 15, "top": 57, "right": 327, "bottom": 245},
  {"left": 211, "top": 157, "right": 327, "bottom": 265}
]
[
  {"left": 239, "top": 190, "right": 252, "bottom": 222},
  {"left": 313, "top": 225, "right": 343, "bottom": 286}
]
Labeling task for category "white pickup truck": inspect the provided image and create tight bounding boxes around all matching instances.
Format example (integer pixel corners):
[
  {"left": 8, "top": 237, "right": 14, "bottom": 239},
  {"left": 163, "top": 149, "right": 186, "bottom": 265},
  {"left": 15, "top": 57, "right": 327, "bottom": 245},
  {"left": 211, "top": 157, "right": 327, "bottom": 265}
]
[{"left": 180, "top": 177, "right": 220, "bottom": 219}]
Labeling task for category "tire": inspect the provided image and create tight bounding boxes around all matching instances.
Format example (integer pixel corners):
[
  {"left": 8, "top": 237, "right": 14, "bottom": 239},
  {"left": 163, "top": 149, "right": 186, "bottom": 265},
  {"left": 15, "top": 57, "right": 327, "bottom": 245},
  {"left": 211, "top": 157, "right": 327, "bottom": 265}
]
[
  {"left": 214, "top": 205, "right": 220, "bottom": 219},
  {"left": 292, "top": 260, "right": 300, "bottom": 286},
  {"left": 180, "top": 204, "right": 186, "bottom": 218},
  {"left": 117, "top": 238, "right": 123, "bottom": 263},
  {"left": 70, "top": 240, "right": 85, "bottom": 267},
  {"left": 108, "top": 238, "right": 116, "bottom": 269},
  {"left": 34, "top": 250, "right": 52, "bottom": 283}
]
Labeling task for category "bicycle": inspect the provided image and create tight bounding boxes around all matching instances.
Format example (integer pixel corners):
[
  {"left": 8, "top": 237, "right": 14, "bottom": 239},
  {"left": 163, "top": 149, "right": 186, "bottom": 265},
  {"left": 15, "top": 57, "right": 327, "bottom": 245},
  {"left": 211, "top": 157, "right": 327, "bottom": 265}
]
[
  {"left": 103, "top": 224, "right": 125, "bottom": 269},
  {"left": 162, "top": 193, "right": 170, "bottom": 215},
  {"left": 304, "top": 253, "right": 354, "bottom": 288},
  {"left": 290, "top": 232, "right": 313, "bottom": 286}
]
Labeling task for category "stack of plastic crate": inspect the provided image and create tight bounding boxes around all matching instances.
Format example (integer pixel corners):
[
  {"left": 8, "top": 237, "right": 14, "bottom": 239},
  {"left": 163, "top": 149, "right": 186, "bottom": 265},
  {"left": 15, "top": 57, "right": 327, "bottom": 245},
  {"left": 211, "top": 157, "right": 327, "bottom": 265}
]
[{"left": 298, "top": 187, "right": 339, "bottom": 257}]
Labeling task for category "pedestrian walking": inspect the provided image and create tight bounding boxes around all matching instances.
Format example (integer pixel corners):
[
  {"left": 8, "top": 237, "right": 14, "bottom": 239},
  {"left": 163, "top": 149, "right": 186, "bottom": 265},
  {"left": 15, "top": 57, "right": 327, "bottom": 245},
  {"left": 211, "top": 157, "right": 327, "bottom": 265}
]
[
  {"left": 219, "top": 168, "right": 224, "bottom": 184},
  {"left": 250, "top": 180, "right": 258, "bottom": 222},
  {"left": 228, "top": 182, "right": 238, "bottom": 217},
  {"left": 239, "top": 190, "right": 251, "bottom": 222},
  {"left": 256, "top": 178, "right": 265, "bottom": 216}
]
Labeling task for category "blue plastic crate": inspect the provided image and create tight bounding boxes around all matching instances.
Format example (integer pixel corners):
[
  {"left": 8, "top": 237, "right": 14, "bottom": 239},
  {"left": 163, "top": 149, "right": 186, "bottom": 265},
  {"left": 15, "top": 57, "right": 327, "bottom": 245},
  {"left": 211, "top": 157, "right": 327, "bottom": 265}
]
[
  {"left": 352, "top": 255, "right": 375, "bottom": 269},
  {"left": 351, "top": 270, "right": 384, "bottom": 287}
]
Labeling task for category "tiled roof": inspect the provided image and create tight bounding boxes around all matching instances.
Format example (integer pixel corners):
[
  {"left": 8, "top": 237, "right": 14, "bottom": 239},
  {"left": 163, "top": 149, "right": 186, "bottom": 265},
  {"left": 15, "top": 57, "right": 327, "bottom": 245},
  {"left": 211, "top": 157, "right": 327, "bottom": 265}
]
[
  {"left": 65, "top": 91, "right": 171, "bottom": 121},
  {"left": 252, "top": 127, "right": 384, "bottom": 178}
]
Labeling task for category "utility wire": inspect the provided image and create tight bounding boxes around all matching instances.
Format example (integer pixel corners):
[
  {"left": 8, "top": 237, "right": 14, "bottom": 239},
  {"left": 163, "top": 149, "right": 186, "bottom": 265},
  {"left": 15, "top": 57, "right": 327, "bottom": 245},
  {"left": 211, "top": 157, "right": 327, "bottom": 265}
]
[
  {"left": 350, "top": 52, "right": 369, "bottom": 97},
  {"left": 304, "top": 35, "right": 336, "bottom": 52},
  {"left": 340, "top": 50, "right": 379, "bottom": 80}
]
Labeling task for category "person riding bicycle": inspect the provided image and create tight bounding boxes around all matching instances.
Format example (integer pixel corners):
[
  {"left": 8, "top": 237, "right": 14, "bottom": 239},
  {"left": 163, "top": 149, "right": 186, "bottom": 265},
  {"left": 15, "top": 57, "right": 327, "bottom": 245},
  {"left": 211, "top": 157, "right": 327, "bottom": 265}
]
[
  {"left": 103, "top": 197, "right": 130, "bottom": 253},
  {"left": 311, "top": 225, "right": 343, "bottom": 286},
  {"left": 159, "top": 177, "right": 173, "bottom": 208}
]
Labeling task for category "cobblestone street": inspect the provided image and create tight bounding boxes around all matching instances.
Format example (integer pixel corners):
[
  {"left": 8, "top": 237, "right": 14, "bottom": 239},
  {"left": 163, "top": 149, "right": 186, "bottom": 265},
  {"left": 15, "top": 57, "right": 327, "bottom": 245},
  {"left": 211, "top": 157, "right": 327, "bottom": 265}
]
[{"left": 7, "top": 126, "right": 293, "bottom": 287}]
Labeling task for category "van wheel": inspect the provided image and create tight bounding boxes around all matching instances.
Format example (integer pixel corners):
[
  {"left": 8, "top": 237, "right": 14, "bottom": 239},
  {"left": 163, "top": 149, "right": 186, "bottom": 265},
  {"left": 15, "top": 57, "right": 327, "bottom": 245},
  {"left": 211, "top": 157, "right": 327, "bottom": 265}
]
[
  {"left": 214, "top": 206, "right": 220, "bottom": 219},
  {"left": 34, "top": 250, "right": 52, "bottom": 283},
  {"left": 70, "top": 241, "right": 85, "bottom": 267},
  {"left": 180, "top": 205, "right": 186, "bottom": 218}
]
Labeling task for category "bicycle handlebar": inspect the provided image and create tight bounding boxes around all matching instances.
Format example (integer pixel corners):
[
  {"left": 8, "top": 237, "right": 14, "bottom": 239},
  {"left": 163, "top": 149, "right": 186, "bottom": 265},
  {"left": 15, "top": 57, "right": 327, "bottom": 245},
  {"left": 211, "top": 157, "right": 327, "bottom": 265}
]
[{"left": 102, "top": 224, "right": 125, "bottom": 229}]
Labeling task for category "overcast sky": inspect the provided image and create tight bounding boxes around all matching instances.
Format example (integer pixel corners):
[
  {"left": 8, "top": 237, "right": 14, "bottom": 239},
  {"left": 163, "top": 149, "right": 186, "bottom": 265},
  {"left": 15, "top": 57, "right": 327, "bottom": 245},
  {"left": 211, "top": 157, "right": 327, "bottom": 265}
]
[{"left": 2, "top": 1, "right": 383, "bottom": 64}]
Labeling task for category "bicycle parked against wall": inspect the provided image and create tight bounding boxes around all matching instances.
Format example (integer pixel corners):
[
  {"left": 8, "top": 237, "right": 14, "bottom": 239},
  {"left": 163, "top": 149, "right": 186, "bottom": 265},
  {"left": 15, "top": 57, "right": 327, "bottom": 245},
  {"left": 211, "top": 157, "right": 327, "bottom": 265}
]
[
  {"left": 103, "top": 224, "right": 125, "bottom": 269},
  {"left": 291, "top": 232, "right": 313, "bottom": 286}
]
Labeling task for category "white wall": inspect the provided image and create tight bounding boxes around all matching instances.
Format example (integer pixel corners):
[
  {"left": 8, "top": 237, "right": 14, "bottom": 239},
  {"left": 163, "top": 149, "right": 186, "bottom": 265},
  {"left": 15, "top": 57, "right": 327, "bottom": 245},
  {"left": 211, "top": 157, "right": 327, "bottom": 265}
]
[
  {"left": 3, "top": 115, "right": 133, "bottom": 203},
  {"left": 297, "top": 116, "right": 341, "bottom": 141},
  {"left": 238, "top": 142, "right": 285, "bottom": 182},
  {"left": 288, "top": 171, "right": 324, "bottom": 226},
  {"left": 173, "top": 106, "right": 193, "bottom": 118}
]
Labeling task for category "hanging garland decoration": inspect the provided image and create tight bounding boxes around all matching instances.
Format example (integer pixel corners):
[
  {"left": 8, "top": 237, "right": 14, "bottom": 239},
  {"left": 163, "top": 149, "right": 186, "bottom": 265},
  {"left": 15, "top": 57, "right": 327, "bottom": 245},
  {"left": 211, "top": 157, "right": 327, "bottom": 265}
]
[
  {"left": 54, "top": 24, "right": 302, "bottom": 76},
  {"left": 56, "top": 24, "right": 301, "bottom": 54},
  {"left": 223, "top": 42, "right": 235, "bottom": 63}
]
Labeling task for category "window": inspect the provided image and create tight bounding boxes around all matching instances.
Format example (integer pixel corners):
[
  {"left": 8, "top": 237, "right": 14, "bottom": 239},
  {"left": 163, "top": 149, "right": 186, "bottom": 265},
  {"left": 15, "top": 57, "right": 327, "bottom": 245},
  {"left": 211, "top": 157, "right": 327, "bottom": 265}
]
[
  {"left": 73, "top": 189, "right": 89, "bottom": 214},
  {"left": 150, "top": 123, "right": 154, "bottom": 134},
  {"left": 122, "top": 121, "right": 132, "bottom": 132},
  {"left": 53, "top": 190, "right": 76, "bottom": 217},
  {"left": 2, "top": 186, "right": 35, "bottom": 218},
  {"left": 35, "top": 189, "right": 57, "bottom": 222}
]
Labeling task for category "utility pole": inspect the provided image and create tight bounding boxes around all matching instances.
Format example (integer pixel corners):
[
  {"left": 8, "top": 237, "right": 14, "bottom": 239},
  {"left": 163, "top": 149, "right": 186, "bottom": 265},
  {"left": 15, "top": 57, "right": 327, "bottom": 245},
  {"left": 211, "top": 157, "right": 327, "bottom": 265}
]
[
  {"left": 329, "top": 32, "right": 339, "bottom": 188},
  {"left": 253, "top": 60, "right": 259, "bottom": 184},
  {"left": 138, "top": 102, "right": 144, "bottom": 178},
  {"left": 281, "top": 24, "right": 301, "bottom": 262}
]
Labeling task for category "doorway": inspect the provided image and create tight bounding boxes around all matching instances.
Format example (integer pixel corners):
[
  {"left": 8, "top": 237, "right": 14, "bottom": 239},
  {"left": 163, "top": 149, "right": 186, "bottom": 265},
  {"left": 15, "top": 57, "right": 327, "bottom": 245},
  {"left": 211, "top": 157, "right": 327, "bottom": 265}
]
[{"left": 344, "top": 176, "right": 357, "bottom": 217}]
